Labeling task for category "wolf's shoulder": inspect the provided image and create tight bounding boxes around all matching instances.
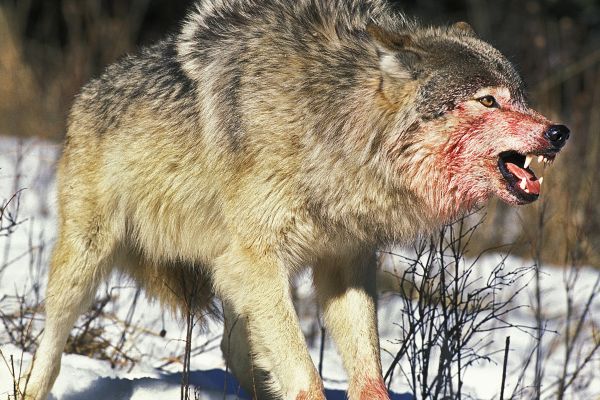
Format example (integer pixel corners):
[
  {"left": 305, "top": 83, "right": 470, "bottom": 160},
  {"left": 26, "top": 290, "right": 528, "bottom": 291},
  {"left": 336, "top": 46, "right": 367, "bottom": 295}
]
[{"left": 70, "top": 36, "right": 197, "bottom": 134}]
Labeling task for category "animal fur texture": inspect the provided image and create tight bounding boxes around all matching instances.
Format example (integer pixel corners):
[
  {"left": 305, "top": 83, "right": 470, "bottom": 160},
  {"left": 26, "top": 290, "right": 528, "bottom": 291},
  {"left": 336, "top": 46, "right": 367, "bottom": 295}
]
[{"left": 25, "top": 0, "right": 569, "bottom": 399}]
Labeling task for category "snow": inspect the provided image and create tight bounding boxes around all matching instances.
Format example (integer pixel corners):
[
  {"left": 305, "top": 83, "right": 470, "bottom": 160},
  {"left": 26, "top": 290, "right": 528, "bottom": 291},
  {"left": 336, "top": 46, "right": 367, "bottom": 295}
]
[
  {"left": 1, "top": 342, "right": 249, "bottom": 400},
  {"left": 1, "top": 136, "right": 599, "bottom": 399}
]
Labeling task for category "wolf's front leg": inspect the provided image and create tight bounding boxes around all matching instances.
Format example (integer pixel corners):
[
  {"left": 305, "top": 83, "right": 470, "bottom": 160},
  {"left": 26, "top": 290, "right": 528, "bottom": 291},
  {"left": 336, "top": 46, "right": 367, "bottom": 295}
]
[
  {"left": 221, "top": 302, "right": 280, "bottom": 399},
  {"left": 214, "top": 245, "right": 325, "bottom": 400},
  {"left": 313, "top": 251, "right": 390, "bottom": 400}
]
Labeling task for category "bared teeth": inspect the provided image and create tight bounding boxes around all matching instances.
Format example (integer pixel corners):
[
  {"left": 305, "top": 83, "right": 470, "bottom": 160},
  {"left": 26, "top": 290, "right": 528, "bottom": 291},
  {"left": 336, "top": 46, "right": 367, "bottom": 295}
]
[
  {"left": 538, "top": 155, "right": 544, "bottom": 163},
  {"left": 539, "top": 177, "right": 543, "bottom": 185},
  {"left": 524, "top": 155, "right": 533, "bottom": 169},
  {"left": 519, "top": 177, "right": 527, "bottom": 190}
]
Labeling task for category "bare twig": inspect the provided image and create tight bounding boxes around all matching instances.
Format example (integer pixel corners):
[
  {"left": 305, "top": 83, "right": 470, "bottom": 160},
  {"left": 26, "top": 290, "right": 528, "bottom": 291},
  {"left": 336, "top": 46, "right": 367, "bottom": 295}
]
[{"left": 500, "top": 336, "right": 510, "bottom": 400}]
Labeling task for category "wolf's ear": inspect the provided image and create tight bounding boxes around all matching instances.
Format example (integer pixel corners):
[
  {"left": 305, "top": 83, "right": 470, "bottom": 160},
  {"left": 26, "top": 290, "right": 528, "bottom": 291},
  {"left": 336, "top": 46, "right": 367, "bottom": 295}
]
[
  {"left": 450, "top": 21, "right": 477, "bottom": 37},
  {"left": 367, "top": 24, "right": 422, "bottom": 80}
]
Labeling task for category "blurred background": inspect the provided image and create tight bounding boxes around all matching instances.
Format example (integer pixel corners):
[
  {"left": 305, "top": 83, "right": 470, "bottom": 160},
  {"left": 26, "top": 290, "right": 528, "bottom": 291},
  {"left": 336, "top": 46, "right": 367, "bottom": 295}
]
[{"left": 0, "top": 0, "right": 599, "bottom": 265}]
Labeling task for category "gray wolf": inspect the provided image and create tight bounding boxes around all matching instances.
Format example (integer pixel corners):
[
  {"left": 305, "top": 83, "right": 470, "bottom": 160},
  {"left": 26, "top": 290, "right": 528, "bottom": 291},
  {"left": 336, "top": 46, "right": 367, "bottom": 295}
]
[{"left": 24, "top": 0, "right": 569, "bottom": 399}]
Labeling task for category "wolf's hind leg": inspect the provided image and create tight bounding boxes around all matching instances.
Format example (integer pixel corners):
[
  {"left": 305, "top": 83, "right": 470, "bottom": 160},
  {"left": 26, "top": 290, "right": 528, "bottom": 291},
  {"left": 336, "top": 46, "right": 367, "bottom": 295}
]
[
  {"left": 24, "top": 231, "right": 115, "bottom": 400},
  {"left": 313, "top": 251, "right": 390, "bottom": 400}
]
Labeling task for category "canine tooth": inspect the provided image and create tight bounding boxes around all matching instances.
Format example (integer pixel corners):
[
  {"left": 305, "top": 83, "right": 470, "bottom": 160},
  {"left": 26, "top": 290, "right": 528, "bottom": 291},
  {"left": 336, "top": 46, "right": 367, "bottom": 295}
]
[
  {"left": 538, "top": 155, "right": 544, "bottom": 163},
  {"left": 539, "top": 177, "right": 543, "bottom": 185},
  {"left": 519, "top": 177, "right": 527, "bottom": 190},
  {"left": 524, "top": 155, "right": 533, "bottom": 169},
  {"left": 525, "top": 187, "right": 530, "bottom": 193}
]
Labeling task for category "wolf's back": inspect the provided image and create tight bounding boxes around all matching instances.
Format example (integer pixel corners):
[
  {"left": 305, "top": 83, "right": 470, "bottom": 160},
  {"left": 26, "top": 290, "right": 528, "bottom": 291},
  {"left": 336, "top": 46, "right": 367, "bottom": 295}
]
[{"left": 68, "top": 36, "right": 198, "bottom": 139}]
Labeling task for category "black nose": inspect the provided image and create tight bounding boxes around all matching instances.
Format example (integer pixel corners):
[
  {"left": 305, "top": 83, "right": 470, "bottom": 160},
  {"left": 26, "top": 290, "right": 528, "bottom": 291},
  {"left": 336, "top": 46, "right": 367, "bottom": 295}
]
[{"left": 544, "top": 124, "right": 570, "bottom": 148}]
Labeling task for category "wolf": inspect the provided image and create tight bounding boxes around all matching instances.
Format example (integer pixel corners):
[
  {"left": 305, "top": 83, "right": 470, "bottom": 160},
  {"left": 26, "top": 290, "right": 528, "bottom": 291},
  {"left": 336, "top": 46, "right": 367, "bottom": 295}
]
[{"left": 24, "top": 0, "right": 569, "bottom": 399}]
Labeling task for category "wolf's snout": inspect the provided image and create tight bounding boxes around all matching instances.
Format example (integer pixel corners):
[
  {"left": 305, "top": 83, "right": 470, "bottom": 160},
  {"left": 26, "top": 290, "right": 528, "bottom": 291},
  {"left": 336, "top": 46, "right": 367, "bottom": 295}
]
[{"left": 544, "top": 124, "right": 570, "bottom": 148}]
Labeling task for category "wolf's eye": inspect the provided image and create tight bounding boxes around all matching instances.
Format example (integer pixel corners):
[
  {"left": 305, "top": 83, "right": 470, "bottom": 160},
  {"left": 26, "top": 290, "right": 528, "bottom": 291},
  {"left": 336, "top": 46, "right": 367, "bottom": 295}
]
[{"left": 478, "top": 95, "right": 498, "bottom": 108}]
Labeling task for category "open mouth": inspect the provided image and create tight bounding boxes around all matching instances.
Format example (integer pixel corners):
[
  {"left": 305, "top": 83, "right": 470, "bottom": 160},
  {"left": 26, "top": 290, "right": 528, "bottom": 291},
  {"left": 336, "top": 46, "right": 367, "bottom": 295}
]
[{"left": 498, "top": 151, "right": 555, "bottom": 203}]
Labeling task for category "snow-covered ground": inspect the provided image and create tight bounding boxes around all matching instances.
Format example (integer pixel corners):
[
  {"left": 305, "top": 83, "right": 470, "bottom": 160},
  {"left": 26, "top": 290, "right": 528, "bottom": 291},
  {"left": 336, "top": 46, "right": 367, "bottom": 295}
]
[{"left": 0, "top": 136, "right": 598, "bottom": 399}]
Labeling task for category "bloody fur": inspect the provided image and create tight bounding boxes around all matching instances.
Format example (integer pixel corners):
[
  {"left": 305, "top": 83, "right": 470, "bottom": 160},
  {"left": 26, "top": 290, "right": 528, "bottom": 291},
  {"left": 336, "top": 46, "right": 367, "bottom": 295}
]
[{"left": 357, "top": 377, "right": 389, "bottom": 400}]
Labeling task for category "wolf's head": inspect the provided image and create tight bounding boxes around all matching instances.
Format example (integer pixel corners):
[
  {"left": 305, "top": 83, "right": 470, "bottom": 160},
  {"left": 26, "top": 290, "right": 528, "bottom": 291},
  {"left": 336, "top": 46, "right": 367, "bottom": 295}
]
[{"left": 369, "top": 22, "right": 569, "bottom": 220}]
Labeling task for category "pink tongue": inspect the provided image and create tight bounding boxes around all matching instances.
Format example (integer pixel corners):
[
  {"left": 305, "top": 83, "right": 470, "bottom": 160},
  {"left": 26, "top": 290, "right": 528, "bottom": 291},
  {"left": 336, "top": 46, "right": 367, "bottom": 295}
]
[{"left": 506, "top": 162, "right": 540, "bottom": 195}]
